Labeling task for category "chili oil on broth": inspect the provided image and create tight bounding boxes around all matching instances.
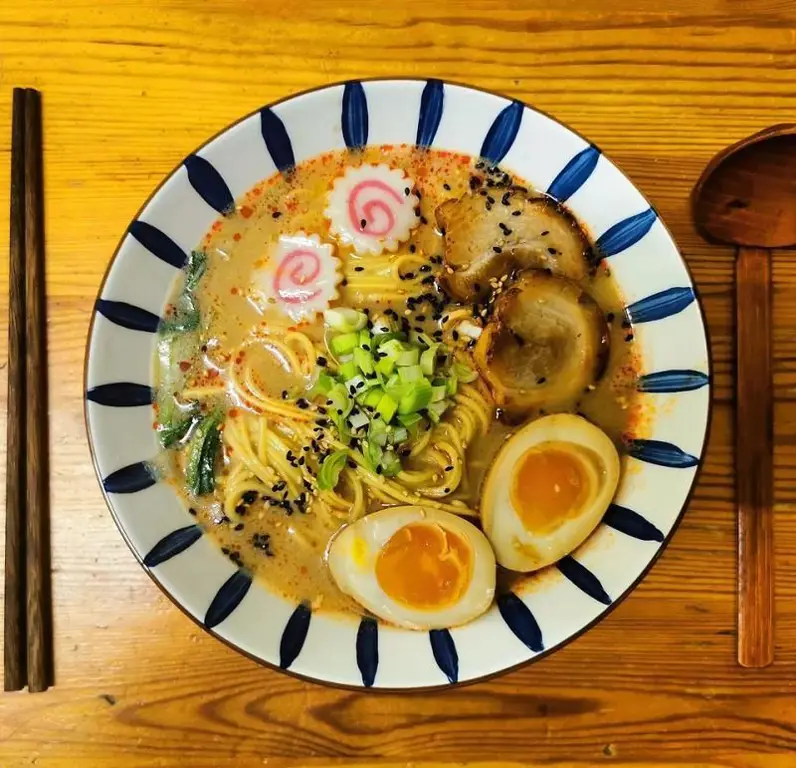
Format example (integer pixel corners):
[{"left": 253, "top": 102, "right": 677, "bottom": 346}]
[{"left": 155, "top": 143, "right": 644, "bottom": 622}]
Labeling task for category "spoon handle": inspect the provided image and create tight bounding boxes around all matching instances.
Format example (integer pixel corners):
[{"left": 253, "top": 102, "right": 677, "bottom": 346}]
[{"left": 736, "top": 245, "right": 774, "bottom": 668}]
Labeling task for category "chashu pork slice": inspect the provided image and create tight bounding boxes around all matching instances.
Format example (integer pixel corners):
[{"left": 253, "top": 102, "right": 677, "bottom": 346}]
[{"left": 436, "top": 190, "right": 595, "bottom": 303}]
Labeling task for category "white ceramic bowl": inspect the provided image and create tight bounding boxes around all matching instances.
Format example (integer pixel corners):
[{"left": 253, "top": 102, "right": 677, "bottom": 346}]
[{"left": 85, "top": 79, "right": 710, "bottom": 689}]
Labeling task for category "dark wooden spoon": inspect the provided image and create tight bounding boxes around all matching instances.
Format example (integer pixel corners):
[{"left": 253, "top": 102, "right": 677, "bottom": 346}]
[{"left": 692, "top": 124, "right": 796, "bottom": 668}]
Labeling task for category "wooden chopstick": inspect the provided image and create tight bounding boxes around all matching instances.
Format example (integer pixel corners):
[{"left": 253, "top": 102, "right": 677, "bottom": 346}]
[
  {"left": 3, "top": 88, "right": 28, "bottom": 692},
  {"left": 22, "top": 88, "right": 52, "bottom": 693}
]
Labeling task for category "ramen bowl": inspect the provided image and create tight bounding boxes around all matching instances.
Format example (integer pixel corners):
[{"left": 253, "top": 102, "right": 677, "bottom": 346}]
[{"left": 85, "top": 79, "right": 710, "bottom": 689}]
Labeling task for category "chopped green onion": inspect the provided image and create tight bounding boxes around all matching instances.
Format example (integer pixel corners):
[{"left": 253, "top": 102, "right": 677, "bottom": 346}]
[
  {"left": 420, "top": 344, "right": 439, "bottom": 376},
  {"left": 398, "top": 379, "right": 433, "bottom": 414},
  {"left": 324, "top": 308, "right": 367, "bottom": 332},
  {"left": 368, "top": 418, "right": 389, "bottom": 447},
  {"left": 380, "top": 339, "right": 407, "bottom": 360},
  {"left": 362, "top": 387, "right": 385, "bottom": 408},
  {"left": 339, "top": 360, "right": 358, "bottom": 381},
  {"left": 358, "top": 329, "right": 372, "bottom": 347},
  {"left": 396, "top": 348, "right": 420, "bottom": 367},
  {"left": 431, "top": 385, "right": 447, "bottom": 402},
  {"left": 453, "top": 361, "right": 478, "bottom": 383},
  {"left": 381, "top": 450, "right": 402, "bottom": 477},
  {"left": 376, "top": 392, "right": 398, "bottom": 423},
  {"left": 376, "top": 356, "right": 396, "bottom": 377},
  {"left": 348, "top": 410, "right": 370, "bottom": 430},
  {"left": 390, "top": 425, "right": 409, "bottom": 444},
  {"left": 317, "top": 450, "right": 349, "bottom": 490},
  {"left": 398, "top": 364, "right": 423, "bottom": 384},
  {"left": 353, "top": 347, "right": 375, "bottom": 375},
  {"left": 397, "top": 412, "right": 422, "bottom": 428},
  {"left": 427, "top": 399, "right": 451, "bottom": 423},
  {"left": 330, "top": 332, "right": 360, "bottom": 356},
  {"left": 372, "top": 331, "right": 406, "bottom": 348}
]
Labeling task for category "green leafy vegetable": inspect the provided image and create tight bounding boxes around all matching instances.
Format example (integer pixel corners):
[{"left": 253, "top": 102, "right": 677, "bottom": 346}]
[
  {"left": 186, "top": 411, "right": 223, "bottom": 496},
  {"left": 158, "top": 412, "right": 198, "bottom": 448}
]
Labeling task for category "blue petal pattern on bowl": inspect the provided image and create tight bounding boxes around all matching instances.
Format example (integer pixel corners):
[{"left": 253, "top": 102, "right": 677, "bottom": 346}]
[
  {"left": 280, "top": 602, "right": 312, "bottom": 670},
  {"left": 205, "top": 570, "right": 252, "bottom": 629},
  {"left": 86, "top": 382, "right": 153, "bottom": 407},
  {"left": 596, "top": 208, "right": 658, "bottom": 258},
  {"left": 603, "top": 504, "right": 664, "bottom": 542},
  {"left": 497, "top": 592, "right": 544, "bottom": 652},
  {"left": 637, "top": 369, "right": 710, "bottom": 393},
  {"left": 626, "top": 287, "right": 695, "bottom": 324},
  {"left": 547, "top": 145, "right": 600, "bottom": 203},
  {"left": 129, "top": 220, "right": 188, "bottom": 269},
  {"left": 260, "top": 108, "right": 295, "bottom": 173},
  {"left": 184, "top": 154, "right": 234, "bottom": 216},
  {"left": 96, "top": 300, "right": 160, "bottom": 333},
  {"left": 480, "top": 100, "right": 523, "bottom": 164},
  {"left": 356, "top": 617, "right": 379, "bottom": 687},
  {"left": 557, "top": 556, "right": 611, "bottom": 605},
  {"left": 416, "top": 79, "right": 444, "bottom": 148},
  {"left": 429, "top": 628, "right": 458, "bottom": 683},
  {"left": 342, "top": 81, "right": 368, "bottom": 149},
  {"left": 144, "top": 524, "right": 203, "bottom": 568},
  {"left": 103, "top": 461, "right": 157, "bottom": 494},
  {"left": 627, "top": 439, "right": 699, "bottom": 468}
]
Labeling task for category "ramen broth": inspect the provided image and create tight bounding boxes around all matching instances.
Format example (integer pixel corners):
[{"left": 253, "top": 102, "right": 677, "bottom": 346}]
[{"left": 155, "top": 145, "right": 642, "bottom": 619}]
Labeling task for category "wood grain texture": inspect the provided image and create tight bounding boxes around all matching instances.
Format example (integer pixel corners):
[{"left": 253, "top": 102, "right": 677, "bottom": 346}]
[
  {"left": 2, "top": 0, "right": 796, "bottom": 765},
  {"left": 22, "top": 88, "right": 52, "bottom": 693},
  {"left": 735, "top": 247, "right": 774, "bottom": 668},
  {"left": 3, "top": 89, "right": 27, "bottom": 693}
]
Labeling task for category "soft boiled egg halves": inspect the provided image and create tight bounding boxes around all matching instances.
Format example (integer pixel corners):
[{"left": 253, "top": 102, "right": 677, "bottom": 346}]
[
  {"left": 481, "top": 413, "right": 620, "bottom": 572},
  {"left": 328, "top": 506, "right": 496, "bottom": 630}
]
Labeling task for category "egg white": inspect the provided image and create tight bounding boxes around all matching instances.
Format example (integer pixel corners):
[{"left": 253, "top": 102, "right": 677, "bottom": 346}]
[
  {"left": 481, "top": 413, "right": 620, "bottom": 572},
  {"left": 327, "top": 506, "right": 496, "bottom": 630}
]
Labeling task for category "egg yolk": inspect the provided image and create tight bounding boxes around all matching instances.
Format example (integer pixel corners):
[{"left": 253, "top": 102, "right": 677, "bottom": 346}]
[
  {"left": 375, "top": 523, "right": 472, "bottom": 610},
  {"left": 510, "top": 443, "right": 592, "bottom": 533}
]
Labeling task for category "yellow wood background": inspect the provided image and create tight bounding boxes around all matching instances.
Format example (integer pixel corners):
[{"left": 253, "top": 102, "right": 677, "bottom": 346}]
[{"left": 2, "top": 0, "right": 796, "bottom": 766}]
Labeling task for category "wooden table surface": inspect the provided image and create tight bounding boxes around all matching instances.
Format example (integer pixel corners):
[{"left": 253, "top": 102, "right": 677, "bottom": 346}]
[{"left": 2, "top": 1, "right": 796, "bottom": 766}]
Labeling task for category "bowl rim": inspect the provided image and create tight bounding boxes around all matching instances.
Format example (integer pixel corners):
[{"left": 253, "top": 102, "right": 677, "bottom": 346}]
[{"left": 83, "top": 76, "right": 713, "bottom": 691}]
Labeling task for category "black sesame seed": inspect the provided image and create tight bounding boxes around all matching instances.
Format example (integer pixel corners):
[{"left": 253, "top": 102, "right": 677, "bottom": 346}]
[
  {"left": 188, "top": 507, "right": 197, "bottom": 516},
  {"left": 409, "top": 244, "right": 416, "bottom": 253},
  {"left": 469, "top": 176, "right": 481, "bottom": 190},
  {"left": 445, "top": 465, "right": 454, "bottom": 472},
  {"left": 452, "top": 330, "right": 460, "bottom": 341},
  {"left": 548, "top": 247, "right": 558, "bottom": 255},
  {"left": 541, "top": 230, "right": 550, "bottom": 236},
  {"left": 421, "top": 275, "right": 435, "bottom": 285},
  {"left": 234, "top": 523, "right": 245, "bottom": 532},
  {"left": 354, "top": 266, "right": 365, "bottom": 272},
  {"left": 487, "top": 195, "right": 495, "bottom": 205},
  {"left": 317, "top": 356, "right": 328, "bottom": 367},
  {"left": 420, "top": 215, "right": 428, "bottom": 225},
  {"left": 443, "top": 487, "right": 451, "bottom": 493},
  {"left": 501, "top": 192, "right": 511, "bottom": 205},
  {"left": 416, "top": 314, "right": 426, "bottom": 322},
  {"left": 606, "top": 312, "right": 615, "bottom": 322},
  {"left": 348, "top": 460, "right": 357, "bottom": 469},
  {"left": 414, "top": 206, "right": 421, "bottom": 216},
  {"left": 404, "top": 272, "right": 415, "bottom": 280},
  {"left": 235, "top": 504, "right": 246, "bottom": 516},
  {"left": 625, "top": 333, "right": 634, "bottom": 342},
  {"left": 341, "top": 278, "right": 348, "bottom": 287},
  {"left": 493, "top": 246, "right": 502, "bottom": 254},
  {"left": 512, "top": 210, "right": 521, "bottom": 217},
  {"left": 243, "top": 490, "right": 258, "bottom": 504},
  {"left": 443, "top": 183, "right": 451, "bottom": 191},
  {"left": 281, "top": 390, "right": 289, "bottom": 399},
  {"left": 272, "top": 211, "right": 282, "bottom": 219},
  {"left": 296, "top": 398, "right": 309, "bottom": 409},
  {"left": 404, "top": 186, "right": 410, "bottom": 195},
  {"left": 361, "top": 218, "right": 367, "bottom": 228},
  {"left": 537, "top": 376, "right": 547, "bottom": 384}
]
